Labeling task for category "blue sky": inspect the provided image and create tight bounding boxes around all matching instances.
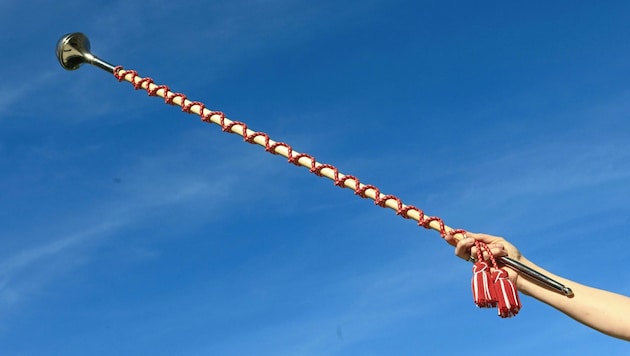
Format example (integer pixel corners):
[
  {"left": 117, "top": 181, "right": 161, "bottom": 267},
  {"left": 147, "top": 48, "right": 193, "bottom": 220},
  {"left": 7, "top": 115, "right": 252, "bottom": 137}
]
[{"left": 1, "top": 0, "right": 630, "bottom": 354}]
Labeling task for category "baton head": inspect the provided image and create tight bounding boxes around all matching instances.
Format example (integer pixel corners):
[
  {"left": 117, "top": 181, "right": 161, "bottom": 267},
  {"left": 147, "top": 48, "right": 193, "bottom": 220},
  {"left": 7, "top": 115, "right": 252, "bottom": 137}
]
[{"left": 56, "top": 32, "right": 93, "bottom": 70}]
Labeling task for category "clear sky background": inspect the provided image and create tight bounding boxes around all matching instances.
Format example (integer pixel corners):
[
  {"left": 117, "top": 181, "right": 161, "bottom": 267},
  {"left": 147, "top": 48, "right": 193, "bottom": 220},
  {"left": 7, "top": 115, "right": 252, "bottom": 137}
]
[{"left": 1, "top": 1, "right": 630, "bottom": 355}]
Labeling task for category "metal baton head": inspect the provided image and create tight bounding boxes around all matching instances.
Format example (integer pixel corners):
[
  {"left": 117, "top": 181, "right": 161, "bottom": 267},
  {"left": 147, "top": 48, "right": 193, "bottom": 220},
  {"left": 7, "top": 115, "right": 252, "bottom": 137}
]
[{"left": 56, "top": 32, "right": 115, "bottom": 72}]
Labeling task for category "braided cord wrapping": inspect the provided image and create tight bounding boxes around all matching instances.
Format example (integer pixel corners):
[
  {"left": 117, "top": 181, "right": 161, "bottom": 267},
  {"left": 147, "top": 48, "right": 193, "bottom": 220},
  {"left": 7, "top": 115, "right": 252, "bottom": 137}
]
[{"left": 113, "top": 66, "right": 467, "bottom": 242}]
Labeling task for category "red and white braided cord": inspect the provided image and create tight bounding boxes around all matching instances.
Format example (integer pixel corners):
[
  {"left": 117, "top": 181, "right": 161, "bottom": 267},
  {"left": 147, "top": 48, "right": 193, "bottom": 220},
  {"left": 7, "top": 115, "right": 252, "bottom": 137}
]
[{"left": 112, "top": 66, "right": 467, "bottom": 241}]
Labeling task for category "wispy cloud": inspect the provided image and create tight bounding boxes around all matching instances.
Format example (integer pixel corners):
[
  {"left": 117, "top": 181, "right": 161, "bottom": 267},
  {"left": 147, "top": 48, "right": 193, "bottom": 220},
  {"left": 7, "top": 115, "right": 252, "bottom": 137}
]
[
  {"left": 90, "top": 0, "right": 388, "bottom": 81},
  {"left": 463, "top": 139, "right": 630, "bottom": 203},
  {"left": 0, "top": 220, "right": 124, "bottom": 309},
  {"left": 122, "top": 245, "right": 463, "bottom": 356},
  {"left": 0, "top": 128, "right": 279, "bottom": 315},
  {"left": 0, "top": 70, "right": 59, "bottom": 116}
]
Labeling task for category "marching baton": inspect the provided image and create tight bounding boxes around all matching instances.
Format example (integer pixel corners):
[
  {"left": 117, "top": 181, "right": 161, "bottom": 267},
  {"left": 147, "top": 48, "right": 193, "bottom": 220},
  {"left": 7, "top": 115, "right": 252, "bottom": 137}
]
[{"left": 56, "top": 32, "right": 573, "bottom": 298}]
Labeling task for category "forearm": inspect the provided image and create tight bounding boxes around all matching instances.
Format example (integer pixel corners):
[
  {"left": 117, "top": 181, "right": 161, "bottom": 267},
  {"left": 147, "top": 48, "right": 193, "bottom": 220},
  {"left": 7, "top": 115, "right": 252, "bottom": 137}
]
[{"left": 515, "top": 258, "right": 630, "bottom": 341}]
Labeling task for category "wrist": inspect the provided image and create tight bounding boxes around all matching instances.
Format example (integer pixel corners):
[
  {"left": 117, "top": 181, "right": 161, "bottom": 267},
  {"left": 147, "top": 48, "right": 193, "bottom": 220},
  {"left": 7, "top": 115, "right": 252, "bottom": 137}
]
[{"left": 510, "top": 257, "right": 538, "bottom": 296}]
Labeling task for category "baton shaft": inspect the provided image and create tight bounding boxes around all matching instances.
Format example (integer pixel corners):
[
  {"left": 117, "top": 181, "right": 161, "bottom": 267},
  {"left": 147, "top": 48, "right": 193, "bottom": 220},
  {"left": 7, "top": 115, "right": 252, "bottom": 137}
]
[{"left": 56, "top": 33, "right": 575, "bottom": 300}]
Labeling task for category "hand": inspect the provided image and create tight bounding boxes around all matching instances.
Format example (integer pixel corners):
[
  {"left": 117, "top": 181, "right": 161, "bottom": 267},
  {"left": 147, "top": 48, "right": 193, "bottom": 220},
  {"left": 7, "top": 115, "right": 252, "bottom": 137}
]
[{"left": 445, "top": 232, "right": 523, "bottom": 285}]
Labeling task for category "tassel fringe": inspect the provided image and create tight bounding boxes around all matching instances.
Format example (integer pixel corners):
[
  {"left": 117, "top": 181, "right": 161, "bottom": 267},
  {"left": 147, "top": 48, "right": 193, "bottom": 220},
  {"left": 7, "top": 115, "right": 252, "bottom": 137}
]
[
  {"left": 492, "top": 268, "right": 521, "bottom": 318},
  {"left": 470, "top": 240, "right": 522, "bottom": 318},
  {"left": 471, "top": 261, "right": 497, "bottom": 308}
]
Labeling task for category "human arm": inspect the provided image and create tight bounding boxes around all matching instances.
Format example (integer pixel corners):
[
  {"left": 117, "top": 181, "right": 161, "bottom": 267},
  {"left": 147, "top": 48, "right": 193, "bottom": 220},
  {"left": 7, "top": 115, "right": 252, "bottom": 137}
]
[{"left": 446, "top": 232, "right": 630, "bottom": 341}]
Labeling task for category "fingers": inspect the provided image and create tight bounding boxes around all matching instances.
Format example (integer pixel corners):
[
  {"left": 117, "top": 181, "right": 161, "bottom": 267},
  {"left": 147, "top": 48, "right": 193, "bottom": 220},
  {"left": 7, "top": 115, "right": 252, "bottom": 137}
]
[
  {"left": 445, "top": 230, "right": 512, "bottom": 262},
  {"left": 443, "top": 231, "right": 461, "bottom": 247},
  {"left": 481, "top": 243, "right": 509, "bottom": 259},
  {"left": 445, "top": 231, "right": 501, "bottom": 247},
  {"left": 454, "top": 234, "right": 509, "bottom": 262},
  {"left": 455, "top": 237, "right": 475, "bottom": 260},
  {"left": 467, "top": 232, "right": 501, "bottom": 245}
]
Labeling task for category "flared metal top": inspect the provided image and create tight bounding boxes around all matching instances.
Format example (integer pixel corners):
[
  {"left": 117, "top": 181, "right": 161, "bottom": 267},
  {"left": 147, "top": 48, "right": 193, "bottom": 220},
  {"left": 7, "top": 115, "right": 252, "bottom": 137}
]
[{"left": 56, "top": 32, "right": 115, "bottom": 72}]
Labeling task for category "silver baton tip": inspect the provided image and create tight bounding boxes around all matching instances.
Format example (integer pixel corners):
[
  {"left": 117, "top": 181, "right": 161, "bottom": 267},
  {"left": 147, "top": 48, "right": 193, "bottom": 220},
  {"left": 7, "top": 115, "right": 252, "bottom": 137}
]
[
  {"left": 56, "top": 32, "right": 116, "bottom": 72},
  {"left": 56, "top": 32, "right": 92, "bottom": 70}
]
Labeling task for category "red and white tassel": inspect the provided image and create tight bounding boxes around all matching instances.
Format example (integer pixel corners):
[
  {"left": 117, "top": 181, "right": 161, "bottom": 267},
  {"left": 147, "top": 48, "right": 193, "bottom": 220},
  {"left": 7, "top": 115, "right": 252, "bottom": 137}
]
[
  {"left": 492, "top": 268, "right": 521, "bottom": 318},
  {"left": 471, "top": 261, "right": 497, "bottom": 308},
  {"left": 469, "top": 239, "right": 522, "bottom": 317}
]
